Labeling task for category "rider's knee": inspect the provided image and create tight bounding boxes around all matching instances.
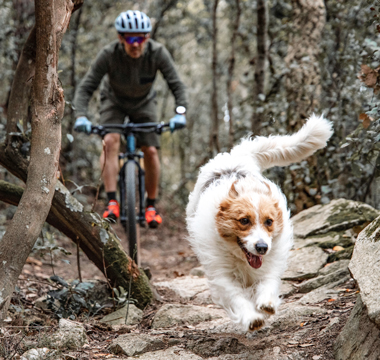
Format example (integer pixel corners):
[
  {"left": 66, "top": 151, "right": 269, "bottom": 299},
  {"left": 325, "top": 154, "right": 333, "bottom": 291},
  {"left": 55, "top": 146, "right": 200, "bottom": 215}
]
[
  {"left": 142, "top": 146, "right": 158, "bottom": 159},
  {"left": 104, "top": 133, "right": 120, "bottom": 153}
]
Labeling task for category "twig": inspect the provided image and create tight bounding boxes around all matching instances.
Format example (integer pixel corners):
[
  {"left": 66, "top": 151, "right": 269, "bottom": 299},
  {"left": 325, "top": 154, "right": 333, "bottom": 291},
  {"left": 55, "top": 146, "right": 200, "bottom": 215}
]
[
  {"left": 125, "top": 245, "right": 136, "bottom": 325},
  {"left": 92, "top": 139, "right": 107, "bottom": 212},
  {"left": 58, "top": 162, "right": 65, "bottom": 186},
  {"left": 5, "top": 334, "right": 25, "bottom": 360},
  {"left": 76, "top": 236, "right": 82, "bottom": 282},
  {"left": 49, "top": 249, "right": 55, "bottom": 276}
]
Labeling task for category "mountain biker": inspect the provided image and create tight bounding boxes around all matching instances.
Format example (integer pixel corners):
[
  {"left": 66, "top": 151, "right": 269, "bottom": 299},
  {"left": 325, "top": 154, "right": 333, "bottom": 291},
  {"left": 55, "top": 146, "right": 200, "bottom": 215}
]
[{"left": 73, "top": 10, "right": 188, "bottom": 228}]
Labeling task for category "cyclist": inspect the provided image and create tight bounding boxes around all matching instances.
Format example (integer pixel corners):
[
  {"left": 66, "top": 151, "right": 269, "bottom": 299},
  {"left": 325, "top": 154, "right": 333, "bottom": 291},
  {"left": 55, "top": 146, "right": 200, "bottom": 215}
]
[{"left": 73, "top": 10, "right": 188, "bottom": 228}]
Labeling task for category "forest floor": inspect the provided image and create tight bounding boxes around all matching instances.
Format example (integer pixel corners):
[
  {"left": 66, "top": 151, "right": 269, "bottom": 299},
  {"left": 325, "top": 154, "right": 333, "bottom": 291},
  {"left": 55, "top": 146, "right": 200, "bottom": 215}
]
[{"left": 0, "top": 200, "right": 356, "bottom": 359}]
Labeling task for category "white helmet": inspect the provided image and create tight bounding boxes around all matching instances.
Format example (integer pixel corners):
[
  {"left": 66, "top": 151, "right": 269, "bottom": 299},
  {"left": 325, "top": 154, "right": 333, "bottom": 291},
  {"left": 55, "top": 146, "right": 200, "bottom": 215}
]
[{"left": 115, "top": 10, "right": 152, "bottom": 33}]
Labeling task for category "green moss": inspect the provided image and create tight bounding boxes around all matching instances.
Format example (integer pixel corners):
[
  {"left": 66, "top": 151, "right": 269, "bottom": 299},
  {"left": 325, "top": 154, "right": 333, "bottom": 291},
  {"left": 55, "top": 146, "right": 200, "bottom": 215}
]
[{"left": 326, "top": 201, "right": 379, "bottom": 228}]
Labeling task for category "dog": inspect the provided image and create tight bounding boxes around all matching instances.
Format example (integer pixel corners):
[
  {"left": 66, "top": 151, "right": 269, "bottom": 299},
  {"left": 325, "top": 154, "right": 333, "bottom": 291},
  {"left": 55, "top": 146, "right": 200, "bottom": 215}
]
[{"left": 186, "top": 114, "right": 333, "bottom": 331}]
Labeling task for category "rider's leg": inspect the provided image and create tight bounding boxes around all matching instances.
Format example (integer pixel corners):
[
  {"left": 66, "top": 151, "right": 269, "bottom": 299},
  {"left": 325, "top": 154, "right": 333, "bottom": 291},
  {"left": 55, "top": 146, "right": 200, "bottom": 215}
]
[
  {"left": 100, "top": 133, "right": 121, "bottom": 193},
  {"left": 140, "top": 145, "right": 160, "bottom": 200}
]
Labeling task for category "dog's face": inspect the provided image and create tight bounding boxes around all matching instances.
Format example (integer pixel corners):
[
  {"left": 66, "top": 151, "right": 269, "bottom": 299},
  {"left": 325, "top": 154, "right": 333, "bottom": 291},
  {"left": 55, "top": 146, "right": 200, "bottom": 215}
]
[{"left": 216, "top": 178, "right": 284, "bottom": 269}]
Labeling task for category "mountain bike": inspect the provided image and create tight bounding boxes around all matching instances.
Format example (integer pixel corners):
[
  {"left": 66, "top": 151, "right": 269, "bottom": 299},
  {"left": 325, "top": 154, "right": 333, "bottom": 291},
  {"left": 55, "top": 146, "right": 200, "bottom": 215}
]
[{"left": 90, "top": 121, "right": 183, "bottom": 266}]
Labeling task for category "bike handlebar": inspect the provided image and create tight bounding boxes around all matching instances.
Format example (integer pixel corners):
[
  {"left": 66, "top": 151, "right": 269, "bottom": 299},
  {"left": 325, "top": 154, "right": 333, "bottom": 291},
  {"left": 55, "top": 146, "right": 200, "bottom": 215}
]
[{"left": 90, "top": 122, "right": 170, "bottom": 137}]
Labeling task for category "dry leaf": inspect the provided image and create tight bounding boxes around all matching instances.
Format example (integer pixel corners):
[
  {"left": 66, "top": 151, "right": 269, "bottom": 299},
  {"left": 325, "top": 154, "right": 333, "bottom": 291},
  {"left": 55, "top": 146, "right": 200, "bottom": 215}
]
[
  {"left": 333, "top": 246, "right": 345, "bottom": 251},
  {"left": 328, "top": 298, "right": 336, "bottom": 302}
]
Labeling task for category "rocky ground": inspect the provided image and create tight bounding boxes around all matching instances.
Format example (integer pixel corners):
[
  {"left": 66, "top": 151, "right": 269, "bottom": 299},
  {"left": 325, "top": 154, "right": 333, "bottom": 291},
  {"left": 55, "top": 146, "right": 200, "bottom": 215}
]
[{"left": 1, "top": 198, "right": 379, "bottom": 359}]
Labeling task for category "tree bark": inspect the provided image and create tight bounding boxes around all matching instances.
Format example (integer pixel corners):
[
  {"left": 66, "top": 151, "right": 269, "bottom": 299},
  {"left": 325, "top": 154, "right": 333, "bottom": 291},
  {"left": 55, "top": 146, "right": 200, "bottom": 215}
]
[
  {"left": 226, "top": 0, "right": 241, "bottom": 150},
  {"left": 251, "top": 0, "right": 268, "bottom": 135},
  {"left": 283, "top": 0, "right": 326, "bottom": 214},
  {"left": 0, "top": 177, "right": 153, "bottom": 309},
  {"left": 209, "top": 0, "right": 220, "bottom": 155},
  {"left": 0, "top": 0, "right": 72, "bottom": 321}
]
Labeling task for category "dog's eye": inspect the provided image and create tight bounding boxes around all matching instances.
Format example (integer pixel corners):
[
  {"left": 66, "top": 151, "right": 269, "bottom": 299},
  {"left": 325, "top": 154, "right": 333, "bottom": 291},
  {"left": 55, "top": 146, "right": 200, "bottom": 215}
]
[
  {"left": 239, "top": 218, "right": 250, "bottom": 225},
  {"left": 265, "top": 219, "right": 273, "bottom": 227}
]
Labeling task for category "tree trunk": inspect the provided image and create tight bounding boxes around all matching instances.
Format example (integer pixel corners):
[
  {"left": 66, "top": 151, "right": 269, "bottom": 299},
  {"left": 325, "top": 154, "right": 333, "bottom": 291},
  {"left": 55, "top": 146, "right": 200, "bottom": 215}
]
[
  {"left": 209, "top": 0, "right": 220, "bottom": 155},
  {"left": 0, "top": 177, "right": 153, "bottom": 309},
  {"left": 0, "top": 0, "right": 72, "bottom": 321},
  {"left": 251, "top": 0, "right": 268, "bottom": 135},
  {"left": 285, "top": 0, "right": 326, "bottom": 129},
  {"left": 284, "top": 0, "right": 326, "bottom": 214},
  {"left": 226, "top": 0, "right": 241, "bottom": 150}
]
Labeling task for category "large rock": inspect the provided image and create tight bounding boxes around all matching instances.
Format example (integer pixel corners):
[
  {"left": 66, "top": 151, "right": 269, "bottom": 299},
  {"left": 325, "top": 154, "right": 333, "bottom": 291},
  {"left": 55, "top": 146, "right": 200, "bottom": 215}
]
[
  {"left": 349, "top": 215, "right": 380, "bottom": 326},
  {"left": 292, "top": 199, "right": 379, "bottom": 238},
  {"left": 100, "top": 303, "right": 143, "bottom": 326},
  {"left": 49, "top": 319, "right": 88, "bottom": 350},
  {"left": 20, "top": 348, "right": 51, "bottom": 360},
  {"left": 154, "top": 276, "right": 210, "bottom": 300},
  {"left": 151, "top": 303, "right": 224, "bottom": 329},
  {"left": 282, "top": 247, "right": 328, "bottom": 280},
  {"left": 334, "top": 295, "right": 380, "bottom": 360},
  {"left": 109, "top": 333, "right": 167, "bottom": 356},
  {"left": 135, "top": 346, "right": 203, "bottom": 360},
  {"left": 297, "top": 267, "right": 350, "bottom": 293}
]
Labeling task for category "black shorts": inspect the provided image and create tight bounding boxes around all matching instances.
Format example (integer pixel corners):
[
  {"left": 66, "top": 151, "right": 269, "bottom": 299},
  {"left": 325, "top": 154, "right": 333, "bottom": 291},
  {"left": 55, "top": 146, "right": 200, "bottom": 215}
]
[{"left": 99, "top": 97, "right": 159, "bottom": 148}]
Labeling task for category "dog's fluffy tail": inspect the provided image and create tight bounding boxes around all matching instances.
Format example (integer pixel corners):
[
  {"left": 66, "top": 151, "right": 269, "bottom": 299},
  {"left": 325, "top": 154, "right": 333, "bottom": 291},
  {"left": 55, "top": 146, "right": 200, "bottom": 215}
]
[{"left": 231, "top": 114, "right": 333, "bottom": 171}]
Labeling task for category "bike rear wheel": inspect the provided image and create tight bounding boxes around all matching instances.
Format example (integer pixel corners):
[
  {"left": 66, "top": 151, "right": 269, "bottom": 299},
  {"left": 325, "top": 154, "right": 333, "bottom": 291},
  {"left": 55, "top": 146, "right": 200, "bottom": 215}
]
[{"left": 125, "top": 160, "right": 138, "bottom": 263}]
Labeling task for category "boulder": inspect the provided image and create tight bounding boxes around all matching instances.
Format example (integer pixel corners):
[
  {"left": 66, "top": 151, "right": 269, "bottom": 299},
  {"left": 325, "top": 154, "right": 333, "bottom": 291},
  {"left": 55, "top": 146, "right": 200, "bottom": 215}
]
[
  {"left": 334, "top": 295, "right": 380, "bottom": 360},
  {"left": 151, "top": 303, "right": 224, "bottom": 329},
  {"left": 349, "top": 215, "right": 380, "bottom": 326},
  {"left": 100, "top": 303, "right": 143, "bottom": 326},
  {"left": 49, "top": 318, "right": 87, "bottom": 350},
  {"left": 291, "top": 199, "right": 379, "bottom": 238},
  {"left": 134, "top": 346, "right": 203, "bottom": 360},
  {"left": 282, "top": 247, "right": 328, "bottom": 280},
  {"left": 20, "top": 348, "right": 51, "bottom": 360},
  {"left": 154, "top": 276, "right": 209, "bottom": 300},
  {"left": 109, "top": 333, "right": 167, "bottom": 356}
]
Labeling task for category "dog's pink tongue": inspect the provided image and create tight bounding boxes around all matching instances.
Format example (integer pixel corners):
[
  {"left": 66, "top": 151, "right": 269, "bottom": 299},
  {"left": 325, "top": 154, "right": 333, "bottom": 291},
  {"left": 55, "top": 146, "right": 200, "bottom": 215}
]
[{"left": 248, "top": 254, "right": 263, "bottom": 269}]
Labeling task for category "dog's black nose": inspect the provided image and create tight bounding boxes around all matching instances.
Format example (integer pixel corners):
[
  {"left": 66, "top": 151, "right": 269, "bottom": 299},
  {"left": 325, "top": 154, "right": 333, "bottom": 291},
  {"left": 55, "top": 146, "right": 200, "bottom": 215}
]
[{"left": 255, "top": 242, "right": 268, "bottom": 255}]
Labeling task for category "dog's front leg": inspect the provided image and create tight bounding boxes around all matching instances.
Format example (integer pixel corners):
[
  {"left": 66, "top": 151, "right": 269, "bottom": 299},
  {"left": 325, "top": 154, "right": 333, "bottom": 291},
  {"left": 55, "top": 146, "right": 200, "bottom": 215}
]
[
  {"left": 255, "top": 277, "right": 281, "bottom": 316},
  {"left": 209, "top": 277, "right": 265, "bottom": 332}
]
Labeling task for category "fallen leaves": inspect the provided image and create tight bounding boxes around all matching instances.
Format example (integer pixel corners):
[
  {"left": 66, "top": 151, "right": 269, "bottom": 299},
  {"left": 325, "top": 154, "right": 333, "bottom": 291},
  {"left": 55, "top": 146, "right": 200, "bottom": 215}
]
[{"left": 358, "top": 64, "right": 380, "bottom": 92}]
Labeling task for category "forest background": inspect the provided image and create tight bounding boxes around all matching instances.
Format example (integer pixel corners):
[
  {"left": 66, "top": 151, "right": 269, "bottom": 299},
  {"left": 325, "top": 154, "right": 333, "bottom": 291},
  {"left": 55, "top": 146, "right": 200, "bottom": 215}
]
[{"left": 1, "top": 0, "right": 380, "bottom": 221}]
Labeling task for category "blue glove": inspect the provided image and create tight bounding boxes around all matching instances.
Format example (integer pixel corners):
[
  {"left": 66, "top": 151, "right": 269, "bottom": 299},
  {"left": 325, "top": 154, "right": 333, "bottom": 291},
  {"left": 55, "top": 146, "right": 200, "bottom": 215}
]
[
  {"left": 169, "top": 114, "right": 186, "bottom": 133},
  {"left": 74, "top": 116, "right": 92, "bottom": 134}
]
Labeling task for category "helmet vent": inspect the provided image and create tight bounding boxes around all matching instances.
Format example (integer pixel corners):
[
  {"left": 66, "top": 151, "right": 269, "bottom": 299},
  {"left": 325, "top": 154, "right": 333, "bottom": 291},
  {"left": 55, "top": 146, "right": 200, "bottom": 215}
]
[
  {"left": 135, "top": 18, "right": 138, "bottom": 29},
  {"left": 121, "top": 19, "right": 125, "bottom": 28}
]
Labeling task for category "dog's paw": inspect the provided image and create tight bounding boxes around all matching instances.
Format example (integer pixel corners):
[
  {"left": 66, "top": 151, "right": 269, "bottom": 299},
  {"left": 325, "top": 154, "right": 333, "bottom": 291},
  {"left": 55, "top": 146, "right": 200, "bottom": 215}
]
[
  {"left": 249, "top": 318, "right": 265, "bottom": 331},
  {"left": 259, "top": 303, "right": 276, "bottom": 315}
]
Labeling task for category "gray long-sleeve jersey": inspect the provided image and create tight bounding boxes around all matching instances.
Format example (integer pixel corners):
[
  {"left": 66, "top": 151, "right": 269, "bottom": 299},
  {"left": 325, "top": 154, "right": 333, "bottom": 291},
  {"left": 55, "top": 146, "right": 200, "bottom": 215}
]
[{"left": 73, "top": 39, "right": 188, "bottom": 117}]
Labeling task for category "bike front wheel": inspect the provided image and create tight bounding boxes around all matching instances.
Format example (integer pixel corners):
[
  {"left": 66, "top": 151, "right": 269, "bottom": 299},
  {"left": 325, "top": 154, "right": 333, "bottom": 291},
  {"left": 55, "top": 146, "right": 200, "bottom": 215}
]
[{"left": 125, "top": 160, "right": 138, "bottom": 263}]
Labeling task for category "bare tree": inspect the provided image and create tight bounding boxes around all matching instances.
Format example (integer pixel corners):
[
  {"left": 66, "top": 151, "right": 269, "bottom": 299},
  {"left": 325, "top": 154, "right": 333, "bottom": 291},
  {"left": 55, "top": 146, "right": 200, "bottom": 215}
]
[
  {"left": 0, "top": 0, "right": 76, "bottom": 320},
  {"left": 210, "top": 0, "right": 220, "bottom": 155},
  {"left": 226, "top": 0, "right": 241, "bottom": 150},
  {"left": 251, "top": 0, "right": 268, "bottom": 135}
]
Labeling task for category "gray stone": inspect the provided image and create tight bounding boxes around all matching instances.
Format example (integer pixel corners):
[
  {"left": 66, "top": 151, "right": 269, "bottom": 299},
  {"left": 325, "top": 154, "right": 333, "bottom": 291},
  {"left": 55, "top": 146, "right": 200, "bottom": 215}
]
[
  {"left": 291, "top": 199, "right": 379, "bottom": 238},
  {"left": 318, "top": 260, "right": 350, "bottom": 276},
  {"left": 100, "top": 303, "right": 143, "bottom": 326},
  {"left": 152, "top": 303, "right": 223, "bottom": 329},
  {"left": 20, "top": 348, "right": 52, "bottom": 360},
  {"left": 135, "top": 346, "right": 203, "bottom": 360},
  {"left": 269, "top": 304, "right": 327, "bottom": 328},
  {"left": 50, "top": 319, "right": 88, "bottom": 350},
  {"left": 154, "top": 276, "right": 209, "bottom": 300},
  {"left": 282, "top": 247, "right": 328, "bottom": 280},
  {"left": 280, "top": 281, "right": 296, "bottom": 298},
  {"left": 297, "top": 277, "right": 350, "bottom": 305},
  {"left": 109, "top": 333, "right": 166, "bottom": 356},
  {"left": 190, "top": 266, "right": 205, "bottom": 277},
  {"left": 297, "top": 267, "right": 350, "bottom": 293},
  {"left": 34, "top": 296, "right": 59, "bottom": 311},
  {"left": 349, "top": 215, "right": 380, "bottom": 326},
  {"left": 334, "top": 295, "right": 380, "bottom": 360},
  {"left": 186, "top": 336, "right": 247, "bottom": 358}
]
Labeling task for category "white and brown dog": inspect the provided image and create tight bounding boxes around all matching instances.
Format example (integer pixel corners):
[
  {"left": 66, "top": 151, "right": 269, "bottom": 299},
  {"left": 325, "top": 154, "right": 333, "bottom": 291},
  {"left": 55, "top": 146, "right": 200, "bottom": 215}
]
[{"left": 186, "top": 115, "right": 333, "bottom": 331}]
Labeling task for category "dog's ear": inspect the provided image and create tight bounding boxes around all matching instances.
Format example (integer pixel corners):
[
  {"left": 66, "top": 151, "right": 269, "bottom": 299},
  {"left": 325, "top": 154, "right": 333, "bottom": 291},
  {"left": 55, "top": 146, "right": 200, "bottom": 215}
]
[{"left": 229, "top": 181, "right": 239, "bottom": 199}]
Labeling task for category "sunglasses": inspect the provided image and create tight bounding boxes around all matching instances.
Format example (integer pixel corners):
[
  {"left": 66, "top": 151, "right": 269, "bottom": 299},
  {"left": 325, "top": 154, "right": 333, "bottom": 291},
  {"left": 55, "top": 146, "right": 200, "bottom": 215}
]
[{"left": 123, "top": 35, "right": 147, "bottom": 44}]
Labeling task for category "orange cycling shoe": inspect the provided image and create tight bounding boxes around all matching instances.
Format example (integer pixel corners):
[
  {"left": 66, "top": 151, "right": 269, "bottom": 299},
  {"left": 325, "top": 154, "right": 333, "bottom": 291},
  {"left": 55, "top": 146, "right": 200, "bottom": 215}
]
[
  {"left": 145, "top": 206, "right": 162, "bottom": 228},
  {"left": 103, "top": 200, "right": 120, "bottom": 221}
]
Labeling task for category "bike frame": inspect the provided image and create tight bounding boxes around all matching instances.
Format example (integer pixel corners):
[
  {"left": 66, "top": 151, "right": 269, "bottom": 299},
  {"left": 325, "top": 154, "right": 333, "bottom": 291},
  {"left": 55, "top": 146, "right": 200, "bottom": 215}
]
[{"left": 118, "top": 133, "right": 146, "bottom": 228}]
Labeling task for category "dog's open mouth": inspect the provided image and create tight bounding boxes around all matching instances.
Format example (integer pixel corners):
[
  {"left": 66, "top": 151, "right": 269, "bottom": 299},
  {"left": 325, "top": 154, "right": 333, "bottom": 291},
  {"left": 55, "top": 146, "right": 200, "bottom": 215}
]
[{"left": 237, "top": 238, "right": 263, "bottom": 269}]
